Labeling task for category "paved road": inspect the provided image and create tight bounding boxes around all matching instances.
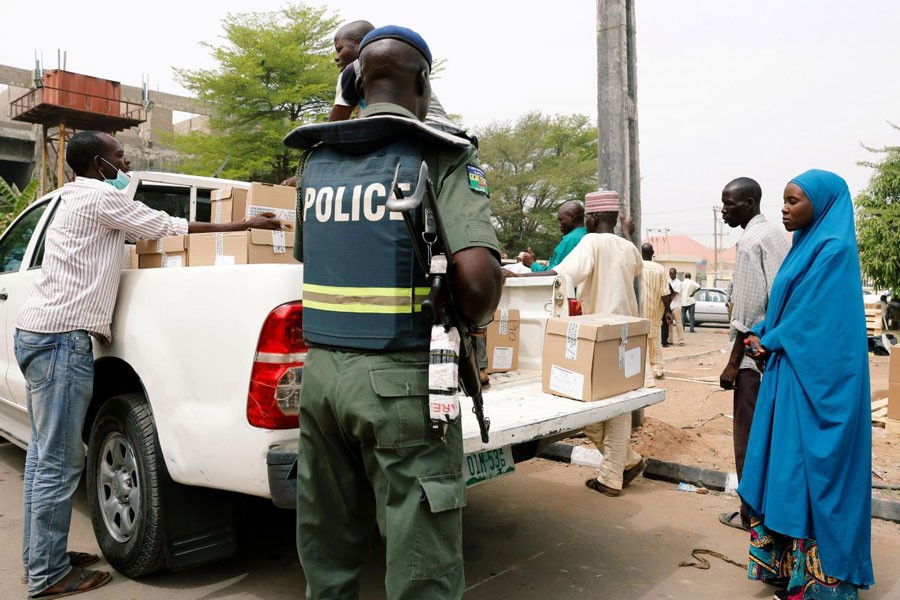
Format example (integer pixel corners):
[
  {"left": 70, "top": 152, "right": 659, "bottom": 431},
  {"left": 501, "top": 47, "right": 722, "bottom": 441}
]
[{"left": 2, "top": 440, "right": 898, "bottom": 599}]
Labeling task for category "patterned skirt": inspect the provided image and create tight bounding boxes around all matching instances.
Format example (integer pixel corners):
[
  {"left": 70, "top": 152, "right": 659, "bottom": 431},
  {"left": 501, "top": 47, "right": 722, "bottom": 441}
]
[{"left": 747, "top": 517, "right": 858, "bottom": 599}]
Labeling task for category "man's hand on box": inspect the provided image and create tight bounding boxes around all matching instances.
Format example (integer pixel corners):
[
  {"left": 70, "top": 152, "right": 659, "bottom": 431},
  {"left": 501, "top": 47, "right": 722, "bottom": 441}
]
[{"left": 246, "top": 212, "right": 288, "bottom": 231}]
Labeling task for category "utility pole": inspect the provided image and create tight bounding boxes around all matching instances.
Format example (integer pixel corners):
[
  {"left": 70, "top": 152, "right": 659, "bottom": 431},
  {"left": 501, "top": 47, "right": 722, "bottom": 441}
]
[
  {"left": 596, "top": 0, "right": 640, "bottom": 247},
  {"left": 598, "top": 0, "right": 642, "bottom": 428}
]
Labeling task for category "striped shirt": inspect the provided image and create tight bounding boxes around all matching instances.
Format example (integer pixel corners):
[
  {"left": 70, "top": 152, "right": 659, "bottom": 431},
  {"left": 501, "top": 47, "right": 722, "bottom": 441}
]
[
  {"left": 17, "top": 177, "right": 188, "bottom": 343},
  {"left": 640, "top": 260, "right": 668, "bottom": 338},
  {"left": 730, "top": 214, "right": 790, "bottom": 371}
]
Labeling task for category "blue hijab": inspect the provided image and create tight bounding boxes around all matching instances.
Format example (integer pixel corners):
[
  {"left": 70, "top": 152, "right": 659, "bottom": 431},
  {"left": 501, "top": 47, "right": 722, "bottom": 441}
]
[{"left": 738, "top": 169, "right": 874, "bottom": 587}]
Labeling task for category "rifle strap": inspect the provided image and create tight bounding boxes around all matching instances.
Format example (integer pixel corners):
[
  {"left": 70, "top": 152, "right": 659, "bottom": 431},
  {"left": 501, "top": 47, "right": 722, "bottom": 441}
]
[{"left": 292, "top": 148, "right": 314, "bottom": 262}]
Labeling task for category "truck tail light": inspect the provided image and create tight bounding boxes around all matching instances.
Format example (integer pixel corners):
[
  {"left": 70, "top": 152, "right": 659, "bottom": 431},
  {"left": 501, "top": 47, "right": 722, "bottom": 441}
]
[
  {"left": 568, "top": 298, "right": 583, "bottom": 316},
  {"left": 248, "top": 302, "right": 306, "bottom": 429}
]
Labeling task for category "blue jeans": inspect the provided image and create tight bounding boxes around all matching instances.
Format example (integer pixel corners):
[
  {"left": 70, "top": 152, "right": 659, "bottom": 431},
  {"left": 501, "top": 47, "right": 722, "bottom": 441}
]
[
  {"left": 14, "top": 329, "right": 94, "bottom": 595},
  {"left": 681, "top": 304, "right": 696, "bottom": 332}
]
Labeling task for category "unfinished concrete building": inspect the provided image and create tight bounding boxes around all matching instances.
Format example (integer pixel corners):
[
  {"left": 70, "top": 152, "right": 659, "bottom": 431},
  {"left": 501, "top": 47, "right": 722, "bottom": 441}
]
[{"left": 0, "top": 64, "right": 209, "bottom": 194}]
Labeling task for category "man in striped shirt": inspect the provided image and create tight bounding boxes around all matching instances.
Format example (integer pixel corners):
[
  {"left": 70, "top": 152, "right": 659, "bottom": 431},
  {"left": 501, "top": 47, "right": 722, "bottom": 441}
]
[
  {"left": 640, "top": 243, "right": 672, "bottom": 380},
  {"left": 14, "top": 131, "right": 282, "bottom": 598}
]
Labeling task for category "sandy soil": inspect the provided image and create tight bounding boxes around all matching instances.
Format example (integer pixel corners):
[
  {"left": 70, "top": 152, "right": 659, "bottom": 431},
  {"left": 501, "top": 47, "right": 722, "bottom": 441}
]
[{"left": 567, "top": 326, "right": 900, "bottom": 497}]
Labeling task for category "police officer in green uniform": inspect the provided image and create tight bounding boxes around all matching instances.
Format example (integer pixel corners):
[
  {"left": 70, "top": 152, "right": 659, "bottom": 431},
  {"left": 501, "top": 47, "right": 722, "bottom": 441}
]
[{"left": 283, "top": 26, "right": 502, "bottom": 600}]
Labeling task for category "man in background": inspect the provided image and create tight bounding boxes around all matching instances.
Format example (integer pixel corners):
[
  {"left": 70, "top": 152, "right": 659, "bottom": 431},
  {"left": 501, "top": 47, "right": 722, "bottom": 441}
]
[
  {"left": 717, "top": 176, "right": 789, "bottom": 531},
  {"left": 667, "top": 268, "right": 685, "bottom": 346},
  {"left": 510, "top": 191, "right": 645, "bottom": 496},
  {"left": 681, "top": 272, "right": 701, "bottom": 333},
  {"left": 518, "top": 201, "right": 586, "bottom": 272},
  {"left": 640, "top": 243, "right": 671, "bottom": 380}
]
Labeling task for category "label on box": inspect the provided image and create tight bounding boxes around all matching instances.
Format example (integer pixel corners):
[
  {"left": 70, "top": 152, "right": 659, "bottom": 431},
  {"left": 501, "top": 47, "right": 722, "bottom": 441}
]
[
  {"left": 272, "top": 230, "right": 286, "bottom": 254},
  {"left": 162, "top": 254, "right": 183, "bottom": 268},
  {"left": 618, "top": 322, "right": 630, "bottom": 371},
  {"left": 215, "top": 202, "right": 222, "bottom": 222},
  {"left": 491, "top": 347, "right": 514, "bottom": 370},
  {"left": 156, "top": 239, "right": 163, "bottom": 253},
  {"left": 565, "top": 322, "right": 580, "bottom": 360},
  {"left": 499, "top": 309, "right": 510, "bottom": 334},
  {"left": 549, "top": 365, "right": 584, "bottom": 398},
  {"left": 248, "top": 205, "right": 296, "bottom": 222},
  {"left": 215, "top": 233, "right": 224, "bottom": 256},
  {"left": 623, "top": 347, "right": 642, "bottom": 378},
  {"left": 215, "top": 255, "right": 236, "bottom": 266}
]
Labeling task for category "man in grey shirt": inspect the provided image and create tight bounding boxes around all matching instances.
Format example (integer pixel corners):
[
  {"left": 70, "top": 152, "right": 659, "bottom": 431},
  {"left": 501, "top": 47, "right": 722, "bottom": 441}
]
[{"left": 718, "top": 177, "right": 790, "bottom": 531}]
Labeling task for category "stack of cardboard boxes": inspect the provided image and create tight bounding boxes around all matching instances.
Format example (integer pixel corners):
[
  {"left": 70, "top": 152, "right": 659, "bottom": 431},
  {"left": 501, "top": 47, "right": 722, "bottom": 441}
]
[
  {"left": 889, "top": 346, "right": 900, "bottom": 434},
  {"left": 134, "top": 183, "right": 298, "bottom": 268}
]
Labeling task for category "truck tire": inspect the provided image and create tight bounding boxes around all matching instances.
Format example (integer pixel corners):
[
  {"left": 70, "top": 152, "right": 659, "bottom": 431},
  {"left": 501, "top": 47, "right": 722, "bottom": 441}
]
[{"left": 86, "top": 393, "right": 166, "bottom": 578}]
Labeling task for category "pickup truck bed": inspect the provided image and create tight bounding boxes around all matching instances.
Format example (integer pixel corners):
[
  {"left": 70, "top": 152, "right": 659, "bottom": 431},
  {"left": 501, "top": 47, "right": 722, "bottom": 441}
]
[
  {"left": 463, "top": 375, "right": 664, "bottom": 454},
  {"left": 268, "top": 371, "right": 664, "bottom": 507}
]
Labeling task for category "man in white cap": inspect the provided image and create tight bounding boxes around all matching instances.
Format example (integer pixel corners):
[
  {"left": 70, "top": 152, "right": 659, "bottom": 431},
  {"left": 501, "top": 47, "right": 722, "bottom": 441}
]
[{"left": 506, "top": 190, "right": 646, "bottom": 495}]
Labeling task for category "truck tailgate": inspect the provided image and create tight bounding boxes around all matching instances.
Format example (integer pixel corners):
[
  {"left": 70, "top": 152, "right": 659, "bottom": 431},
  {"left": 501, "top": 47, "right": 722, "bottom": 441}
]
[{"left": 462, "top": 374, "right": 664, "bottom": 454}]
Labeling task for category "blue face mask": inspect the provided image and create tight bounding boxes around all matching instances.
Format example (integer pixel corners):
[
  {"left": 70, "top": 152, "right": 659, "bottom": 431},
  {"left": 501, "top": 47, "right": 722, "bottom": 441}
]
[{"left": 99, "top": 157, "right": 131, "bottom": 190}]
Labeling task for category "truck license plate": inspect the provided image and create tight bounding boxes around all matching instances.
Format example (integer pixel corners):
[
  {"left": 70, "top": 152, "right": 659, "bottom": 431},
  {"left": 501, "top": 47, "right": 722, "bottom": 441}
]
[{"left": 464, "top": 446, "right": 515, "bottom": 486}]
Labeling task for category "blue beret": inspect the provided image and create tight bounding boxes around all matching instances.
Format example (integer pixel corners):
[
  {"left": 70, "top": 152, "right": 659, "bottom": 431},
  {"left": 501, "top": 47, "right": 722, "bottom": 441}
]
[{"left": 358, "top": 25, "right": 432, "bottom": 67}]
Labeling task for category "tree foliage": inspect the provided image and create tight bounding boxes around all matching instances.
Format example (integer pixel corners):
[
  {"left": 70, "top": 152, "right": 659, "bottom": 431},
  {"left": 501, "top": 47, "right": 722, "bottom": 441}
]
[
  {"left": 172, "top": 4, "right": 340, "bottom": 183},
  {"left": 477, "top": 112, "right": 598, "bottom": 258},
  {"left": 0, "top": 177, "right": 39, "bottom": 231},
  {"left": 856, "top": 126, "right": 900, "bottom": 292}
]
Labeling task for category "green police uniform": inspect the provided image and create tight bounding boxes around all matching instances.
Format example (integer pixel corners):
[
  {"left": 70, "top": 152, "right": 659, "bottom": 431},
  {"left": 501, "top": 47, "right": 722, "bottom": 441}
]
[{"left": 286, "top": 102, "right": 499, "bottom": 600}]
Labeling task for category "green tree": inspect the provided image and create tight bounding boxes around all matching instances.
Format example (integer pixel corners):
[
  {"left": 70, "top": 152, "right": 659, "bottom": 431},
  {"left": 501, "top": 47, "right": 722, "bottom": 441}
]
[
  {"left": 856, "top": 128, "right": 900, "bottom": 292},
  {"left": 0, "top": 177, "right": 39, "bottom": 231},
  {"left": 477, "top": 112, "right": 598, "bottom": 258},
  {"left": 172, "top": 4, "right": 340, "bottom": 183}
]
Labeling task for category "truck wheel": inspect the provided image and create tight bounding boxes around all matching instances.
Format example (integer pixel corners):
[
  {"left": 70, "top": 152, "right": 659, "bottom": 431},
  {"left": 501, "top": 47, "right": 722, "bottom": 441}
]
[{"left": 86, "top": 393, "right": 166, "bottom": 578}]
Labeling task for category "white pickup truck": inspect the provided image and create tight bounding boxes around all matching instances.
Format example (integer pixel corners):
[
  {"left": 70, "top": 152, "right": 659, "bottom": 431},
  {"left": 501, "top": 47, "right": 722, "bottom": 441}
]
[{"left": 0, "top": 171, "right": 664, "bottom": 577}]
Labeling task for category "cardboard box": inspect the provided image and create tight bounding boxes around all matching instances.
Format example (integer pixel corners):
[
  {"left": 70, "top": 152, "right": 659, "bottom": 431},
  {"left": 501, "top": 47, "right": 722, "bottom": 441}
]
[
  {"left": 248, "top": 229, "right": 297, "bottom": 264},
  {"left": 889, "top": 382, "right": 900, "bottom": 420},
  {"left": 246, "top": 182, "right": 296, "bottom": 225},
  {"left": 185, "top": 232, "right": 249, "bottom": 266},
  {"left": 486, "top": 309, "right": 520, "bottom": 373},
  {"left": 136, "top": 236, "right": 188, "bottom": 268},
  {"left": 211, "top": 187, "right": 249, "bottom": 224},
  {"left": 890, "top": 346, "right": 900, "bottom": 384},
  {"left": 541, "top": 313, "right": 649, "bottom": 402}
]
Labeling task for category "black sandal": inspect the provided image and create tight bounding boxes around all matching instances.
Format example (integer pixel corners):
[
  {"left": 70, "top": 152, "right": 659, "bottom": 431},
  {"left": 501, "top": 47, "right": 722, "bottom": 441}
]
[
  {"left": 718, "top": 511, "right": 750, "bottom": 531},
  {"left": 29, "top": 567, "right": 111, "bottom": 599}
]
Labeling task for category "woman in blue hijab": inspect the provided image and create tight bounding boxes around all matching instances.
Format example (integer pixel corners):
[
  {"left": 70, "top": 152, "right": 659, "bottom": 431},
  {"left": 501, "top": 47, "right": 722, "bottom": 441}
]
[{"left": 739, "top": 169, "right": 874, "bottom": 599}]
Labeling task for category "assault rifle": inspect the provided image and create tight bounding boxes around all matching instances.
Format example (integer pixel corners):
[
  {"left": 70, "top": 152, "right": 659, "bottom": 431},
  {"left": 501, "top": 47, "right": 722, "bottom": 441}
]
[{"left": 387, "top": 161, "right": 491, "bottom": 444}]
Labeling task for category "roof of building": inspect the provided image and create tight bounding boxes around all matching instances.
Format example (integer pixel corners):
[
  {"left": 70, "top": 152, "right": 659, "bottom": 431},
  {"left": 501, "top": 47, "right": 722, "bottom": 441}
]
[{"left": 643, "top": 234, "right": 735, "bottom": 263}]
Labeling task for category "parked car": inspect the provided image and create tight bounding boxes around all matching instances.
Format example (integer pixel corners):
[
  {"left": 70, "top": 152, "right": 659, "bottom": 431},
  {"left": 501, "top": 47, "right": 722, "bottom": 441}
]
[{"left": 692, "top": 287, "right": 730, "bottom": 325}]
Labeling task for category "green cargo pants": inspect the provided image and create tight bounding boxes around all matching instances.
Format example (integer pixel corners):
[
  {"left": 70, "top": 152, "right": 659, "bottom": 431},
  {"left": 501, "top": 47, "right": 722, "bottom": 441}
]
[{"left": 296, "top": 347, "right": 466, "bottom": 600}]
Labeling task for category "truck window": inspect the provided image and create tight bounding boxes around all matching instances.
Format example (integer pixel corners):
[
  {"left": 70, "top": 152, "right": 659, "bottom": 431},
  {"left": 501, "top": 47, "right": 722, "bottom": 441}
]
[
  {"left": 134, "top": 184, "right": 212, "bottom": 222},
  {"left": 0, "top": 201, "right": 49, "bottom": 275},
  {"left": 29, "top": 200, "right": 60, "bottom": 269}
]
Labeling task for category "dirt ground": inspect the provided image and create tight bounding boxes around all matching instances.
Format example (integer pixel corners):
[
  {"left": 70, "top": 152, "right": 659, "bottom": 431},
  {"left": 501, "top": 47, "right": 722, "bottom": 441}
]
[{"left": 568, "top": 326, "right": 900, "bottom": 498}]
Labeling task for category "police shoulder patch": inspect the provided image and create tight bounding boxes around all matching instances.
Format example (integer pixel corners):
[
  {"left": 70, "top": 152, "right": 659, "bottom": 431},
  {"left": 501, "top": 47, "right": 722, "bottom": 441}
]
[{"left": 466, "top": 165, "right": 489, "bottom": 197}]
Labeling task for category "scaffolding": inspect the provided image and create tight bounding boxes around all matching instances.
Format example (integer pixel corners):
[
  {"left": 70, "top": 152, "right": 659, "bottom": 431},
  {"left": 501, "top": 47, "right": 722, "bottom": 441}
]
[{"left": 9, "top": 69, "right": 146, "bottom": 194}]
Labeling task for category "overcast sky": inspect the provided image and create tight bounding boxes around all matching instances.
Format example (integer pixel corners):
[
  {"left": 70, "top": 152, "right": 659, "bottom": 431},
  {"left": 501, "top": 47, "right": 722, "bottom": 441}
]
[{"left": 4, "top": 0, "right": 899, "bottom": 246}]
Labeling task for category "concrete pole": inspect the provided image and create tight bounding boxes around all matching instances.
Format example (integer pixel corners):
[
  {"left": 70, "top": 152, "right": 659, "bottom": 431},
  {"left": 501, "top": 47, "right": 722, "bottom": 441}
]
[{"left": 596, "top": 0, "right": 640, "bottom": 246}]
